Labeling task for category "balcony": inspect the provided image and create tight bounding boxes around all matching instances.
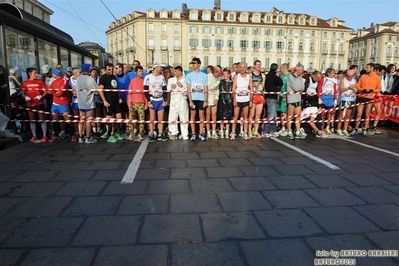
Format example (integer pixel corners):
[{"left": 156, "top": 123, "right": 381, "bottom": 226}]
[
  {"left": 116, "top": 49, "right": 124, "bottom": 55},
  {"left": 161, "top": 46, "right": 168, "bottom": 51},
  {"left": 321, "top": 49, "right": 329, "bottom": 54},
  {"left": 147, "top": 45, "right": 155, "bottom": 51},
  {"left": 228, "top": 47, "right": 234, "bottom": 51},
  {"left": 173, "top": 46, "right": 181, "bottom": 51},
  {"left": 287, "top": 47, "right": 293, "bottom": 50},
  {"left": 338, "top": 50, "right": 345, "bottom": 55},
  {"left": 253, "top": 48, "right": 259, "bottom": 52},
  {"left": 330, "top": 50, "right": 337, "bottom": 55},
  {"left": 125, "top": 46, "right": 136, "bottom": 53},
  {"left": 265, "top": 48, "right": 271, "bottom": 52},
  {"left": 204, "top": 46, "right": 209, "bottom": 51},
  {"left": 216, "top": 47, "right": 222, "bottom": 51},
  {"left": 241, "top": 47, "right": 247, "bottom": 52},
  {"left": 191, "top": 46, "right": 197, "bottom": 50}
]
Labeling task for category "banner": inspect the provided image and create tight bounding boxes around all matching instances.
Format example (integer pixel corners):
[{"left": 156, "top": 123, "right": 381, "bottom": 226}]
[{"left": 371, "top": 96, "right": 399, "bottom": 123}]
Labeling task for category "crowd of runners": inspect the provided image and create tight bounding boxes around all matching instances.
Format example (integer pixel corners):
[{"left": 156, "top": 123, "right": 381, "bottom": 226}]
[{"left": 5, "top": 58, "right": 399, "bottom": 144}]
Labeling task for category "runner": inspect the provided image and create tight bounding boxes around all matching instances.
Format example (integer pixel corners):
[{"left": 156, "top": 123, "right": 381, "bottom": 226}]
[
  {"left": 231, "top": 62, "right": 253, "bottom": 141},
  {"left": 127, "top": 65, "right": 146, "bottom": 141},
  {"left": 69, "top": 67, "right": 81, "bottom": 142},
  {"left": 186, "top": 57, "right": 208, "bottom": 141},
  {"left": 206, "top": 65, "right": 221, "bottom": 139},
  {"left": 276, "top": 63, "right": 290, "bottom": 137},
  {"left": 144, "top": 62, "right": 168, "bottom": 142},
  {"left": 318, "top": 68, "right": 338, "bottom": 134},
  {"left": 218, "top": 68, "right": 233, "bottom": 139},
  {"left": 370, "top": 64, "right": 386, "bottom": 134},
  {"left": 336, "top": 70, "right": 357, "bottom": 136},
  {"left": 21, "top": 67, "right": 48, "bottom": 143},
  {"left": 249, "top": 60, "right": 266, "bottom": 139}
]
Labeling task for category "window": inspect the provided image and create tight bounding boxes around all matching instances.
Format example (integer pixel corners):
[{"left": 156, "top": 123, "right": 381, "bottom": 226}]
[
  {"left": 174, "top": 39, "right": 180, "bottom": 47},
  {"left": 277, "top": 41, "right": 283, "bottom": 50},
  {"left": 265, "top": 29, "right": 273, "bottom": 36},
  {"left": 299, "top": 30, "right": 304, "bottom": 36},
  {"left": 332, "top": 20, "right": 336, "bottom": 27},
  {"left": 339, "top": 44, "right": 344, "bottom": 51},
  {"left": 288, "top": 42, "right": 293, "bottom": 49},
  {"left": 203, "top": 26, "right": 211, "bottom": 34},
  {"left": 277, "top": 29, "right": 284, "bottom": 36},
  {"left": 309, "top": 62, "right": 313, "bottom": 69},
  {"left": 37, "top": 38, "right": 57, "bottom": 68},
  {"left": 322, "top": 43, "right": 327, "bottom": 50},
  {"left": 215, "top": 27, "right": 224, "bottom": 34},
  {"left": 229, "top": 57, "right": 234, "bottom": 67},
  {"left": 217, "top": 13, "right": 222, "bottom": 20},
  {"left": 311, "top": 31, "right": 315, "bottom": 37},
  {"left": 252, "top": 40, "right": 260, "bottom": 49},
  {"left": 202, "top": 39, "right": 211, "bottom": 48},
  {"left": 289, "top": 17, "right": 293, "bottom": 24},
  {"left": 148, "top": 39, "right": 154, "bottom": 46},
  {"left": 189, "top": 26, "right": 198, "bottom": 33},
  {"left": 227, "top": 40, "right": 234, "bottom": 49},
  {"left": 266, "top": 15, "right": 271, "bottom": 23},
  {"left": 265, "top": 58, "right": 270, "bottom": 70},
  {"left": 331, "top": 44, "right": 335, "bottom": 51},
  {"left": 253, "top": 28, "right": 260, "bottom": 35},
  {"left": 264, "top": 41, "right": 272, "bottom": 50},
  {"left": 253, "top": 15, "right": 259, "bottom": 22},
  {"left": 310, "top": 43, "right": 315, "bottom": 51},
  {"left": 228, "top": 27, "right": 236, "bottom": 34},
  {"left": 242, "top": 14, "right": 247, "bottom": 21},
  {"left": 298, "top": 42, "right": 304, "bottom": 50},
  {"left": 215, "top": 39, "right": 223, "bottom": 50},
  {"left": 148, "top": 23, "right": 153, "bottom": 32},
  {"left": 216, "top": 56, "right": 221, "bottom": 66},
  {"left": 300, "top": 17, "right": 304, "bottom": 24},
  {"left": 229, "top": 14, "right": 234, "bottom": 21},
  {"left": 395, "top": 47, "right": 399, "bottom": 55},
  {"left": 240, "top": 40, "right": 247, "bottom": 48},
  {"left": 161, "top": 23, "right": 166, "bottom": 32},
  {"left": 277, "top": 58, "right": 282, "bottom": 66},
  {"left": 204, "top": 56, "right": 209, "bottom": 67},
  {"left": 204, "top": 13, "right": 210, "bottom": 20},
  {"left": 311, "top": 18, "right": 316, "bottom": 25},
  {"left": 189, "top": 38, "right": 198, "bottom": 47},
  {"left": 241, "top": 28, "right": 248, "bottom": 35},
  {"left": 278, "top": 16, "right": 283, "bottom": 23},
  {"left": 191, "top": 12, "right": 197, "bottom": 19},
  {"left": 332, "top": 32, "right": 336, "bottom": 38},
  {"left": 340, "top": 32, "right": 344, "bottom": 39},
  {"left": 174, "top": 24, "right": 179, "bottom": 33},
  {"left": 289, "top": 30, "right": 293, "bottom": 36},
  {"left": 323, "top": 32, "right": 327, "bottom": 38}
]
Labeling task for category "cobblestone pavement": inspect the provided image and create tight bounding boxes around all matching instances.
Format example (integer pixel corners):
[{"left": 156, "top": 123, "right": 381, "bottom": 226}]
[{"left": 1, "top": 134, "right": 399, "bottom": 266}]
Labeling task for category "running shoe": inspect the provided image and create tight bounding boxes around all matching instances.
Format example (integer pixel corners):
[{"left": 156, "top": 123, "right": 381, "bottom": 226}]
[
  {"left": 230, "top": 134, "right": 236, "bottom": 141},
  {"left": 182, "top": 136, "right": 189, "bottom": 141},
  {"left": 219, "top": 130, "right": 224, "bottom": 139},
  {"left": 190, "top": 135, "right": 196, "bottom": 141},
  {"left": 114, "top": 133, "right": 124, "bottom": 141},
  {"left": 287, "top": 132, "right": 295, "bottom": 140},
  {"left": 29, "top": 136, "right": 37, "bottom": 142},
  {"left": 128, "top": 134, "right": 134, "bottom": 141},
  {"left": 170, "top": 134, "right": 178, "bottom": 141},
  {"left": 330, "top": 127, "right": 335, "bottom": 134},
  {"left": 85, "top": 137, "right": 97, "bottom": 144},
  {"left": 253, "top": 132, "right": 262, "bottom": 139},
  {"left": 367, "top": 129, "right": 375, "bottom": 136},
  {"left": 350, "top": 129, "right": 358, "bottom": 136},
  {"left": 316, "top": 133, "right": 329, "bottom": 139},
  {"left": 100, "top": 132, "right": 109, "bottom": 139},
  {"left": 244, "top": 133, "right": 250, "bottom": 141},
  {"left": 135, "top": 134, "right": 143, "bottom": 142},
  {"left": 71, "top": 136, "right": 77, "bottom": 143},
  {"left": 342, "top": 130, "right": 350, "bottom": 137},
  {"left": 336, "top": 130, "right": 344, "bottom": 136},
  {"left": 149, "top": 134, "right": 156, "bottom": 143},
  {"left": 271, "top": 132, "right": 280, "bottom": 138},
  {"left": 48, "top": 136, "right": 59, "bottom": 143},
  {"left": 372, "top": 127, "right": 382, "bottom": 134},
  {"left": 224, "top": 130, "right": 229, "bottom": 139},
  {"left": 362, "top": 130, "right": 369, "bottom": 136},
  {"left": 279, "top": 130, "right": 288, "bottom": 137},
  {"left": 262, "top": 133, "right": 271, "bottom": 138},
  {"left": 299, "top": 128, "right": 307, "bottom": 136},
  {"left": 212, "top": 133, "right": 219, "bottom": 139},
  {"left": 325, "top": 128, "right": 332, "bottom": 134},
  {"left": 161, "top": 132, "right": 168, "bottom": 142},
  {"left": 295, "top": 132, "right": 307, "bottom": 139},
  {"left": 78, "top": 137, "right": 85, "bottom": 144},
  {"left": 59, "top": 131, "right": 67, "bottom": 139},
  {"left": 41, "top": 137, "right": 48, "bottom": 143},
  {"left": 107, "top": 136, "right": 118, "bottom": 143},
  {"left": 198, "top": 134, "right": 206, "bottom": 141}
]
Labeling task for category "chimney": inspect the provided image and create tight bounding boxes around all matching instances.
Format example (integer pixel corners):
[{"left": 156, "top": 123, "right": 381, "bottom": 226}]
[
  {"left": 214, "top": 0, "right": 221, "bottom": 10},
  {"left": 182, "top": 3, "right": 188, "bottom": 15}
]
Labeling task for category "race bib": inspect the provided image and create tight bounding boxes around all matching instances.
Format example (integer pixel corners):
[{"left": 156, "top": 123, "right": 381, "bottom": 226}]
[{"left": 191, "top": 81, "right": 204, "bottom": 93}]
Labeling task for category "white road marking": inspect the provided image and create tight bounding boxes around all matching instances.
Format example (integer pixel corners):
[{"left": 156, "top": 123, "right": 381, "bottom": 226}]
[
  {"left": 329, "top": 135, "right": 399, "bottom": 158},
  {"left": 121, "top": 137, "right": 150, "bottom": 184},
  {"left": 271, "top": 137, "right": 340, "bottom": 170}
]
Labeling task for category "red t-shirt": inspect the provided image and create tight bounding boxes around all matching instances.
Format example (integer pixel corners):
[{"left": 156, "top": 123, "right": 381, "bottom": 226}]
[
  {"left": 127, "top": 77, "right": 146, "bottom": 107},
  {"left": 47, "top": 77, "right": 70, "bottom": 105},
  {"left": 21, "top": 79, "right": 46, "bottom": 107}
]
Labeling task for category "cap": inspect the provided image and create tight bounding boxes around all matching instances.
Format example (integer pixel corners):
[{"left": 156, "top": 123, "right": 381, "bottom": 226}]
[
  {"left": 152, "top": 62, "right": 165, "bottom": 69},
  {"left": 66, "top": 67, "right": 73, "bottom": 73},
  {"left": 9, "top": 68, "right": 15, "bottom": 74},
  {"left": 41, "top": 64, "right": 50, "bottom": 74},
  {"left": 346, "top": 70, "right": 355, "bottom": 76},
  {"left": 52, "top": 68, "right": 63, "bottom": 77},
  {"left": 81, "top": 63, "right": 91, "bottom": 72}
]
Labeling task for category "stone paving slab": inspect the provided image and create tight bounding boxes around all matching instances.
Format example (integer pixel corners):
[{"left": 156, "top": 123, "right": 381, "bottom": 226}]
[
  {"left": 0, "top": 249, "right": 26, "bottom": 266},
  {"left": 72, "top": 216, "right": 141, "bottom": 246},
  {"left": 170, "top": 168, "right": 207, "bottom": 179},
  {"left": 305, "top": 207, "right": 379, "bottom": 234},
  {"left": 262, "top": 190, "right": 320, "bottom": 209},
  {"left": 172, "top": 242, "right": 244, "bottom": 266},
  {"left": 12, "top": 171, "right": 57, "bottom": 182},
  {"left": 239, "top": 166, "right": 281, "bottom": 177},
  {"left": 373, "top": 172, "right": 399, "bottom": 184},
  {"left": 217, "top": 158, "right": 253, "bottom": 167},
  {"left": 3, "top": 217, "right": 84, "bottom": 247},
  {"left": 135, "top": 169, "right": 170, "bottom": 180},
  {"left": 9, "top": 182, "right": 65, "bottom": 197},
  {"left": 217, "top": 192, "right": 272, "bottom": 212},
  {"left": 21, "top": 248, "right": 96, "bottom": 266},
  {"left": 241, "top": 239, "right": 314, "bottom": 266},
  {"left": 206, "top": 167, "right": 244, "bottom": 178},
  {"left": 170, "top": 193, "right": 220, "bottom": 213},
  {"left": 354, "top": 204, "right": 399, "bottom": 230},
  {"left": 191, "top": 179, "right": 234, "bottom": 193},
  {"left": 346, "top": 187, "right": 399, "bottom": 204},
  {"left": 0, "top": 218, "right": 26, "bottom": 243},
  {"left": 139, "top": 214, "right": 201, "bottom": 243},
  {"left": 304, "top": 174, "right": 356, "bottom": 188},
  {"left": 147, "top": 180, "right": 190, "bottom": 194},
  {"left": 61, "top": 196, "right": 121, "bottom": 216},
  {"left": 117, "top": 195, "right": 169, "bottom": 215},
  {"left": 365, "top": 231, "right": 399, "bottom": 252},
  {"left": 339, "top": 173, "right": 393, "bottom": 186},
  {"left": 229, "top": 177, "right": 277, "bottom": 191},
  {"left": 101, "top": 181, "right": 148, "bottom": 195},
  {"left": 268, "top": 175, "right": 317, "bottom": 189},
  {"left": 55, "top": 181, "right": 107, "bottom": 196},
  {"left": 52, "top": 171, "right": 95, "bottom": 182},
  {"left": 6, "top": 197, "right": 72, "bottom": 218},
  {"left": 201, "top": 212, "right": 264, "bottom": 241},
  {"left": 384, "top": 185, "right": 399, "bottom": 195},
  {"left": 94, "top": 245, "right": 168, "bottom": 266},
  {"left": 304, "top": 188, "right": 366, "bottom": 207},
  {"left": 0, "top": 198, "right": 25, "bottom": 217}
]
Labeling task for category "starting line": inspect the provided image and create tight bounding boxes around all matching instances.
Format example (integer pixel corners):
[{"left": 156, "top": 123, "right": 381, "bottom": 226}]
[{"left": 120, "top": 137, "right": 150, "bottom": 184}]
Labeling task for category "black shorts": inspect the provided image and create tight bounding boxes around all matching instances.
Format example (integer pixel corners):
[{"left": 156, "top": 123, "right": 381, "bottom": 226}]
[
  {"left": 105, "top": 101, "right": 121, "bottom": 116},
  {"left": 340, "top": 101, "right": 355, "bottom": 111},
  {"left": 320, "top": 104, "right": 334, "bottom": 110},
  {"left": 236, "top": 101, "right": 250, "bottom": 108},
  {"left": 191, "top": 100, "right": 205, "bottom": 111},
  {"left": 120, "top": 102, "right": 128, "bottom": 114},
  {"left": 288, "top": 102, "right": 302, "bottom": 108},
  {"left": 357, "top": 97, "right": 373, "bottom": 104},
  {"left": 28, "top": 104, "right": 45, "bottom": 112}
]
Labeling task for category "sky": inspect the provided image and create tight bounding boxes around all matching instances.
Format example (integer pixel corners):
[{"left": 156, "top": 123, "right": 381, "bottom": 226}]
[{"left": 43, "top": 0, "right": 399, "bottom": 51}]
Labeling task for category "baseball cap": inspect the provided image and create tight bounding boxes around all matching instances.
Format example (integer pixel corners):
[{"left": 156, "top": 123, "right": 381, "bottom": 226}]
[
  {"left": 41, "top": 64, "right": 50, "bottom": 74},
  {"left": 81, "top": 63, "right": 91, "bottom": 72},
  {"left": 52, "top": 68, "right": 63, "bottom": 77},
  {"left": 347, "top": 70, "right": 355, "bottom": 76},
  {"left": 66, "top": 67, "right": 73, "bottom": 73},
  {"left": 152, "top": 62, "right": 165, "bottom": 69},
  {"left": 9, "top": 68, "right": 15, "bottom": 74}
]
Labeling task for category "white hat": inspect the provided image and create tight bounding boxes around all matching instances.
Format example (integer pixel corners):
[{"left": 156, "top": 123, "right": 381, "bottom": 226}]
[
  {"left": 9, "top": 68, "right": 15, "bottom": 74},
  {"left": 152, "top": 62, "right": 165, "bottom": 69},
  {"left": 41, "top": 64, "right": 51, "bottom": 74}
]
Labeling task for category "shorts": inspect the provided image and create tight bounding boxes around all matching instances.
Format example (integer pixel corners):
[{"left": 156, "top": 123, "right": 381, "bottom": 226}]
[
  {"left": 253, "top": 95, "right": 264, "bottom": 105},
  {"left": 105, "top": 100, "right": 122, "bottom": 116},
  {"left": 51, "top": 104, "right": 69, "bottom": 114},
  {"left": 340, "top": 101, "right": 355, "bottom": 111},
  {"left": 28, "top": 104, "right": 45, "bottom": 112},
  {"left": 357, "top": 97, "right": 373, "bottom": 104},
  {"left": 150, "top": 100, "right": 164, "bottom": 112},
  {"left": 191, "top": 100, "right": 205, "bottom": 111},
  {"left": 120, "top": 102, "right": 128, "bottom": 114},
  {"left": 320, "top": 104, "right": 334, "bottom": 110},
  {"left": 79, "top": 108, "right": 95, "bottom": 113},
  {"left": 236, "top": 101, "right": 250, "bottom": 108},
  {"left": 288, "top": 101, "right": 302, "bottom": 107},
  {"left": 71, "top": 102, "right": 79, "bottom": 111}
]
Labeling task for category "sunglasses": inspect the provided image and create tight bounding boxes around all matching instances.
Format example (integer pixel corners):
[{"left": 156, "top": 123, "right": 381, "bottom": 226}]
[{"left": 107, "top": 68, "right": 114, "bottom": 71}]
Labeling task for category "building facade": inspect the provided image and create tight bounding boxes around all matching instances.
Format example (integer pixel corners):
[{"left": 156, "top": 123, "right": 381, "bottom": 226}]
[
  {"left": 348, "top": 22, "right": 399, "bottom": 69},
  {"left": 107, "top": 2, "right": 352, "bottom": 71},
  {"left": 78, "top": 41, "right": 114, "bottom": 67},
  {"left": 0, "top": 0, "right": 53, "bottom": 23}
]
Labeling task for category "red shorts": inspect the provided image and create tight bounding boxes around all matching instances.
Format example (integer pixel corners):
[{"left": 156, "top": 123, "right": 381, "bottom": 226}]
[{"left": 253, "top": 95, "right": 264, "bottom": 105}]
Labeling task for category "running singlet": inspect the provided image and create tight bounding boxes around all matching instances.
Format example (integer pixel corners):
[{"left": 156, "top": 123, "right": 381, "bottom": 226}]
[
  {"left": 144, "top": 74, "right": 166, "bottom": 101},
  {"left": 235, "top": 74, "right": 250, "bottom": 102},
  {"left": 340, "top": 78, "right": 356, "bottom": 102}
]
